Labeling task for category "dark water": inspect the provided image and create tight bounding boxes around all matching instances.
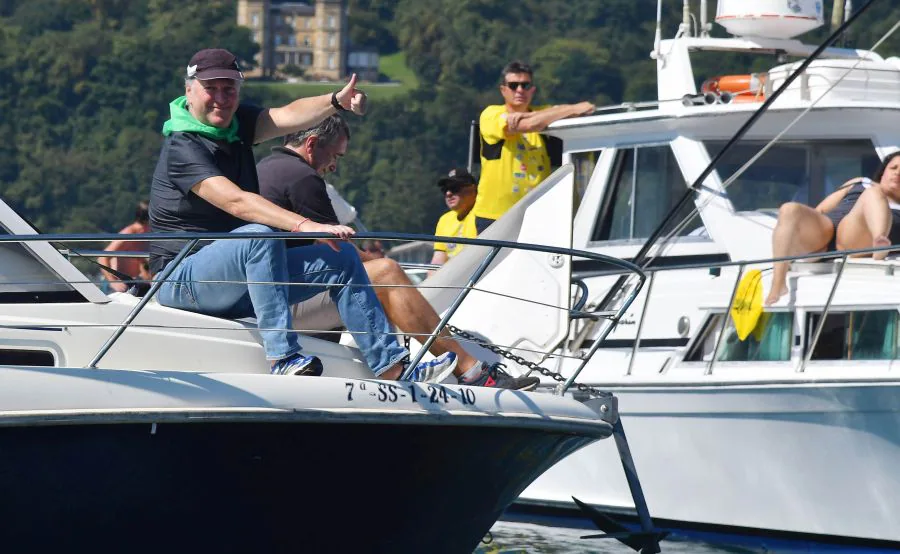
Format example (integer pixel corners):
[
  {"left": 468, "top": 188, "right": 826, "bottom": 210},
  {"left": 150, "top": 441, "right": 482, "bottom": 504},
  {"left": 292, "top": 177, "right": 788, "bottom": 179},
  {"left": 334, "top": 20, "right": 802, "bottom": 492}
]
[{"left": 478, "top": 521, "right": 755, "bottom": 554}]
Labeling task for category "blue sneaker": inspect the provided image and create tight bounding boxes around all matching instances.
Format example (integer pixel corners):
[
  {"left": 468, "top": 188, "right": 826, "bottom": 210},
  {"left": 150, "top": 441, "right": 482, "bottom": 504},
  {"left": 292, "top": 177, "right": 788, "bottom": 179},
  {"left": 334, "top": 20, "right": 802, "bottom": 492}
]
[
  {"left": 410, "top": 352, "right": 458, "bottom": 383},
  {"left": 271, "top": 353, "right": 324, "bottom": 376}
]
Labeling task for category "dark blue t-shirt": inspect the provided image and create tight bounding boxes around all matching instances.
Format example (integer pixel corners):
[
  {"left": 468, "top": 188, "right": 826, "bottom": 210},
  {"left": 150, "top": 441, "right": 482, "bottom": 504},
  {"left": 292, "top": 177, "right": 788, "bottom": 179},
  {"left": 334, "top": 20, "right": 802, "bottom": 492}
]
[{"left": 148, "top": 104, "right": 264, "bottom": 274}]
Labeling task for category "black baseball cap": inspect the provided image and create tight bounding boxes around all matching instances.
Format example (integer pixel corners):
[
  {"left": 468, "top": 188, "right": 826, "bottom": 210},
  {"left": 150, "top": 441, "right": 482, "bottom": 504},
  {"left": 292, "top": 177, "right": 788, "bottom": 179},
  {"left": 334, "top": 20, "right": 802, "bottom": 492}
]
[
  {"left": 437, "top": 167, "right": 477, "bottom": 189},
  {"left": 186, "top": 48, "right": 244, "bottom": 81}
]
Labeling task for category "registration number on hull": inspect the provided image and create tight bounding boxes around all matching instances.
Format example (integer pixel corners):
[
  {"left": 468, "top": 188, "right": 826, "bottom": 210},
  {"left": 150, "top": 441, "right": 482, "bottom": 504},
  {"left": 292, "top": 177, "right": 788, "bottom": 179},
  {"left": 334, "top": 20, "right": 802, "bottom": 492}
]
[{"left": 345, "top": 382, "right": 477, "bottom": 406}]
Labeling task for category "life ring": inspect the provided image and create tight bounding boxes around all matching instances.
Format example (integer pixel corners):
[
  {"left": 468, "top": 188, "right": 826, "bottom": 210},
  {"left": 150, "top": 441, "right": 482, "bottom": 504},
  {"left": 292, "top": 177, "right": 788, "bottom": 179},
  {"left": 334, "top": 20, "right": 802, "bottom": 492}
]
[{"left": 701, "top": 73, "right": 767, "bottom": 102}]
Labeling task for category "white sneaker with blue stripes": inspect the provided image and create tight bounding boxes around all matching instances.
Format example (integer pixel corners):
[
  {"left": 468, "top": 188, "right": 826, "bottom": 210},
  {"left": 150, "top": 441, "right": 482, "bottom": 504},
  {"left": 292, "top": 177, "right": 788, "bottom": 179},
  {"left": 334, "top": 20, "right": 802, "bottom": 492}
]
[{"left": 410, "top": 352, "right": 458, "bottom": 383}]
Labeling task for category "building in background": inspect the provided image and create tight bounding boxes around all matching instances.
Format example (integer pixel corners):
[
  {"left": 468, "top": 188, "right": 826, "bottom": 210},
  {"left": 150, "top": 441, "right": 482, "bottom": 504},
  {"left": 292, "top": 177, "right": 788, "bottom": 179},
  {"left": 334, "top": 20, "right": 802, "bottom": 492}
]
[{"left": 237, "top": 0, "right": 378, "bottom": 81}]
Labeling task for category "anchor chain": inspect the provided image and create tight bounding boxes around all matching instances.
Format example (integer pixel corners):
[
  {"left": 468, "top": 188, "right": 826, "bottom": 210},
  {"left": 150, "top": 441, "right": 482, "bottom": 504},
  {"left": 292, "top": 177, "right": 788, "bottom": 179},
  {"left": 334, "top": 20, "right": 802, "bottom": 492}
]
[{"left": 446, "top": 324, "right": 609, "bottom": 398}]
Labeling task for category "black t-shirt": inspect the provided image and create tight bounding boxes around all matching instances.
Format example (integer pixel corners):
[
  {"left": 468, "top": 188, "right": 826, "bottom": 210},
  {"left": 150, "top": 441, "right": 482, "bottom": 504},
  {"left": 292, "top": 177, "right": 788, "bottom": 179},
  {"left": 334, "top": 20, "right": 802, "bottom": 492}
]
[
  {"left": 148, "top": 103, "right": 264, "bottom": 274},
  {"left": 257, "top": 146, "right": 338, "bottom": 248}
]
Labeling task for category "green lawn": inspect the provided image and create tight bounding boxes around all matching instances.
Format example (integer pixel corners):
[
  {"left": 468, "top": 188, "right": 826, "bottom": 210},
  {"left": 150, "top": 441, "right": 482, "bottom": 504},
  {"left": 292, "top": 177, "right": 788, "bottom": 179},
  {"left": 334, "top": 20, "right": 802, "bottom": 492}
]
[
  {"left": 379, "top": 52, "right": 419, "bottom": 88},
  {"left": 244, "top": 51, "right": 418, "bottom": 101}
]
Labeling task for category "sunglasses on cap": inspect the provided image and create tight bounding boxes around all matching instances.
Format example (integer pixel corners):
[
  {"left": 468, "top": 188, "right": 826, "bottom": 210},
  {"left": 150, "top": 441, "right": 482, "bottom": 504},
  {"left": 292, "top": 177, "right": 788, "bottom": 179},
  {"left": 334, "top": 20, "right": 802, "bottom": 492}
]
[{"left": 504, "top": 81, "right": 533, "bottom": 91}]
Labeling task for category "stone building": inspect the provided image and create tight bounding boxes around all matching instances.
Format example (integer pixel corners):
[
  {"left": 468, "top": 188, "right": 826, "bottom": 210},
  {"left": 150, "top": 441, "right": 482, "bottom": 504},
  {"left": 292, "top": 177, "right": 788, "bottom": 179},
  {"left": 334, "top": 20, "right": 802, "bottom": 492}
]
[{"left": 236, "top": 0, "right": 354, "bottom": 81}]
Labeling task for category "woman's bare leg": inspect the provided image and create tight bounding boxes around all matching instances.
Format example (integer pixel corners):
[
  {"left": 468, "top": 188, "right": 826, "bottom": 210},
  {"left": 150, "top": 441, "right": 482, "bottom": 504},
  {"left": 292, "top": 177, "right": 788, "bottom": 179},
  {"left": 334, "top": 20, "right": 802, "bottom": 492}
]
[
  {"left": 767, "top": 202, "right": 834, "bottom": 305},
  {"left": 836, "top": 187, "right": 893, "bottom": 260}
]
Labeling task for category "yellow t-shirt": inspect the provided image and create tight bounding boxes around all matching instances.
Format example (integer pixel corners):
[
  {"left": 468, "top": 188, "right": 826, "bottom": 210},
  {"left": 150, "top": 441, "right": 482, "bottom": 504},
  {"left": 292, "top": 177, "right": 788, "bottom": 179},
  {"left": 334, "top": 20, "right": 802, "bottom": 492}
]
[
  {"left": 474, "top": 104, "right": 551, "bottom": 220},
  {"left": 433, "top": 210, "right": 477, "bottom": 258}
]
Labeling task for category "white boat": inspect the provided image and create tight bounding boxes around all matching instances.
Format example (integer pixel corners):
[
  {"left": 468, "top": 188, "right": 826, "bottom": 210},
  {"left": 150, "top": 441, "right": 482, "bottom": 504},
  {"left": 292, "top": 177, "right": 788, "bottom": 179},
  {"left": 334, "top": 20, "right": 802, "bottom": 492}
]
[
  {"left": 0, "top": 193, "right": 665, "bottom": 552},
  {"left": 427, "top": 1, "right": 900, "bottom": 549}
]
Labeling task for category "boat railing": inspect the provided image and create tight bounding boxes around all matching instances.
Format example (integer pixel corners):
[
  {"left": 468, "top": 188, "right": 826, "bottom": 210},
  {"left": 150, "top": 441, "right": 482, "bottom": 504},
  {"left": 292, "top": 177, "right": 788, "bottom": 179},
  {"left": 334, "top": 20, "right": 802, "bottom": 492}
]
[
  {"left": 574, "top": 242, "right": 900, "bottom": 376},
  {"left": 4, "top": 230, "right": 646, "bottom": 395}
]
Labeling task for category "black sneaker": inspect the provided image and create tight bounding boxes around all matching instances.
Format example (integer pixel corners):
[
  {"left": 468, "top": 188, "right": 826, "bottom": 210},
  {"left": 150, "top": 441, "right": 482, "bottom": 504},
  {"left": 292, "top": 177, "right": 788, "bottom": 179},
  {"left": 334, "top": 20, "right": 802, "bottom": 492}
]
[
  {"left": 463, "top": 363, "right": 539, "bottom": 391},
  {"left": 271, "top": 353, "right": 324, "bottom": 376}
]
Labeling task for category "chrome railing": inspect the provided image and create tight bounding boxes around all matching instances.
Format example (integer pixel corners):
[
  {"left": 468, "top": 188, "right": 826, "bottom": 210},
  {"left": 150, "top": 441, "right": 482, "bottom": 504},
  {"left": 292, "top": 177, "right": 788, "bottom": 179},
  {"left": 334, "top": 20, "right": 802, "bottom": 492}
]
[
  {"left": 2, "top": 230, "right": 646, "bottom": 396},
  {"left": 571, "top": 242, "right": 900, "bottom": 376}
]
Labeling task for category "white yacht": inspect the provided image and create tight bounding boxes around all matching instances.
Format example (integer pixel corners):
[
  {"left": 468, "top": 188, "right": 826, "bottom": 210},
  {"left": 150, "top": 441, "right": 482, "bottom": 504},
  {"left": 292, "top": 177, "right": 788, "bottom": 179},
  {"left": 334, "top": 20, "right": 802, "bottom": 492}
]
[
  {"left": 0, "top": 192, "right": 662, "bottom": 552},
  {"left": 427, "top": 0, "right": 900, "bottom": 549}
]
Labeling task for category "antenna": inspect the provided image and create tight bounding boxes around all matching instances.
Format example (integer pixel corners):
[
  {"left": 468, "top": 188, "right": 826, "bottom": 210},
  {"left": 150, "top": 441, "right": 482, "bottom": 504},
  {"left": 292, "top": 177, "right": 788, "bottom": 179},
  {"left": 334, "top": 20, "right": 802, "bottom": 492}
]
[
  {"left": 651, "top": 0, "right": 663, "bottom": 61},
  {"left": 700, "top": 0, "right": 710, "bottom": 37},
  {"left": 678, "top": 0, "right": 692, "bottom": 38}
]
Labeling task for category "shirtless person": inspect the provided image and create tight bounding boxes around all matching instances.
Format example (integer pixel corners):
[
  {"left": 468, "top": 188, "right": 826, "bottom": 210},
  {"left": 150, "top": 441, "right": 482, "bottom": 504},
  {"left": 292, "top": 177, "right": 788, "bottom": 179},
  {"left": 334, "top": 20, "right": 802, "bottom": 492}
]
[{"left": 98, "top": 201, "right": 152, "bottom": 293}]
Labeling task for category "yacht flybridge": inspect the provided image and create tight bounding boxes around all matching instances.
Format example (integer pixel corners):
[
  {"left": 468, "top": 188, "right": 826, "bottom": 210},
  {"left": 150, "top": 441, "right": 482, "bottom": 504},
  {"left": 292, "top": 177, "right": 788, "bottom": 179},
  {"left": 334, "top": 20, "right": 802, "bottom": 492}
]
[{"left": 430, "top": 0, "right": 900, "bottom": 549}]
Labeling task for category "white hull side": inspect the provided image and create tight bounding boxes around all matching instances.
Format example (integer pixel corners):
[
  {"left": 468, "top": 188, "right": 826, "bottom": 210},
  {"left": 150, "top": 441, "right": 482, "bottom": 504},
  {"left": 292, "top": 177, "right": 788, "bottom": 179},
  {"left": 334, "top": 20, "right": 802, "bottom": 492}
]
[{"left": 520, "top": 382, "right": 900, "bottom": 541}]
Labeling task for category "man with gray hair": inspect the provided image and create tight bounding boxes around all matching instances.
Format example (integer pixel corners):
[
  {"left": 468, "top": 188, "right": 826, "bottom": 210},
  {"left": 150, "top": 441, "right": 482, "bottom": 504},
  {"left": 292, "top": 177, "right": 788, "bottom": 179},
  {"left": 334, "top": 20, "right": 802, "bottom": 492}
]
[{"left": 257, "top": 115, "right": 540, "bottom": 391}]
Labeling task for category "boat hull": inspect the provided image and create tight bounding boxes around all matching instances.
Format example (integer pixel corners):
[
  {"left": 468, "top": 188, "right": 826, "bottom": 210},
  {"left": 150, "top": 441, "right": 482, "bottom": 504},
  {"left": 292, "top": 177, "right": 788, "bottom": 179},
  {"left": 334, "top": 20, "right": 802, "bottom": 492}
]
[
  {"left": 518, "top": 382, "right": 900, "bottom": 545},
  {"left": 0, "top": 367, "right": 611, "bottom": 553},
  {"left": 2, "top": 417, "right": 595, "bottom": 553}
]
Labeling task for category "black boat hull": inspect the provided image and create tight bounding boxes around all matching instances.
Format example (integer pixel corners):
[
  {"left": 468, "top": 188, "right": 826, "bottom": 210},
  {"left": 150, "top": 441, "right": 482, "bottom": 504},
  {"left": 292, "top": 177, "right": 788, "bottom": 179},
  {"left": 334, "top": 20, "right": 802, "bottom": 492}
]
[{"left": 0, "top": 420, "right": 595, "bottom": 554}]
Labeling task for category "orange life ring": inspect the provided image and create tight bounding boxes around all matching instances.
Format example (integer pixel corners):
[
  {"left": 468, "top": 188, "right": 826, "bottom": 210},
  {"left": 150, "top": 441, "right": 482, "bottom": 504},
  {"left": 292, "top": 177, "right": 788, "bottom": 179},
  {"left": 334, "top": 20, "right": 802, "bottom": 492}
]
[{"left": 701, "top": 73, "right": 767, "bottom": 102}]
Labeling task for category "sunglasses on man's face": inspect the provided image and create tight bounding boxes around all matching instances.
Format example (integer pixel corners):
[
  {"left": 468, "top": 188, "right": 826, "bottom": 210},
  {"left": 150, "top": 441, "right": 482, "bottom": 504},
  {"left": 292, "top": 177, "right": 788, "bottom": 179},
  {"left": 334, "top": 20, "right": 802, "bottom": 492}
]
[
  {"left": 440, "top": 183, "right": 474, "bottom": 195},
  {"left": 504, "top": 81, "right": 533, "bottom": 91}
]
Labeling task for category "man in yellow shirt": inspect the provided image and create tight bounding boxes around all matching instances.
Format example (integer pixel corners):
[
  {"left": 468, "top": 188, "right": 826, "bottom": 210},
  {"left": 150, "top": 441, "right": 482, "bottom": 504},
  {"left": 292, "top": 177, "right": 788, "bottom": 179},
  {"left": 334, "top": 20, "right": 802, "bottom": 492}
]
[
  {"left": 474, "top": 60, "right": 596, "bottom": 232},
  {"left": 431, "top": 167, "right": 478, "bottom": 266}
]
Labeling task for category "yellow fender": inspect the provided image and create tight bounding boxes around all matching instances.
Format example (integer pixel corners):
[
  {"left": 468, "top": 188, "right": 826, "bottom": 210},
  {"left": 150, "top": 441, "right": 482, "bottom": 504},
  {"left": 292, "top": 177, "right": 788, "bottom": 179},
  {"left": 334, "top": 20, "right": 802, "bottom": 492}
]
[{"left": 730, "top": 270, "right": 764, "bottom": 341}]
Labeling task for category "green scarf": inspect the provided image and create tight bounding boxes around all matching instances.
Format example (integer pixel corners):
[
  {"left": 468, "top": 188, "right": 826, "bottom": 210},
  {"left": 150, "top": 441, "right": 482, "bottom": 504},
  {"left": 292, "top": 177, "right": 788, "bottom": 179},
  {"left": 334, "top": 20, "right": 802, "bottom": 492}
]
[{"left": 161, "top": 96, "right": 240, "bottom": 143}]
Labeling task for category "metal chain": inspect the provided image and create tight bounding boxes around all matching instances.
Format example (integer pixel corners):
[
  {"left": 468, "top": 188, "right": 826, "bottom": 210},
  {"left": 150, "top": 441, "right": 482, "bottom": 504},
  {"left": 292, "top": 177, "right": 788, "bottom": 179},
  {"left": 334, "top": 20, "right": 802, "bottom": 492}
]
[{"left": 446, "top": 324, "right": 608, "bottom": 398}]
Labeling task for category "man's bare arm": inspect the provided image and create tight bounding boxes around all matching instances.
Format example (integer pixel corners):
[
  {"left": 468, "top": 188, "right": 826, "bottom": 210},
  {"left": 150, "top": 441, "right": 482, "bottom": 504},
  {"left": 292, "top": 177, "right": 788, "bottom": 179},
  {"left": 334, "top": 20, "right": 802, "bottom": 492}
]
[
  {"left": 191, "top": 177, "right": 354, "bottom": 246},
  {"left": 254, "top": 73, "right": 367, "bottom": 144},
  {"left": 505, "top": 102, "right": 595, "bottom": 135}
]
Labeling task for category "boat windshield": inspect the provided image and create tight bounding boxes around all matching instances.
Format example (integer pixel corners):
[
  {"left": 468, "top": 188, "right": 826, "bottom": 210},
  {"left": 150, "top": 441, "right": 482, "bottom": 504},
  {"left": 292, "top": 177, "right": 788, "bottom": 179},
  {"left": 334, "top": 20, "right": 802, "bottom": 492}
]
[
  {"left": 705, "top": 140, "right": 881, "bottom": 212},
  {"left": 0, "top": 226, "right": 75, "bottom": 298},
  {"left": 592, "top": 145, "right": 703, "bottom": 242}
]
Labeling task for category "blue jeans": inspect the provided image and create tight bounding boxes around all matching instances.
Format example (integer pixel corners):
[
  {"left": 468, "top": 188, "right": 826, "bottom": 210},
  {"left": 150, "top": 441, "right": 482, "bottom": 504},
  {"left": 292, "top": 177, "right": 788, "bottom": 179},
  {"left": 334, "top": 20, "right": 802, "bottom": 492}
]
[{"left": 156, "top": 224, "right": 407, "bottom": 376}]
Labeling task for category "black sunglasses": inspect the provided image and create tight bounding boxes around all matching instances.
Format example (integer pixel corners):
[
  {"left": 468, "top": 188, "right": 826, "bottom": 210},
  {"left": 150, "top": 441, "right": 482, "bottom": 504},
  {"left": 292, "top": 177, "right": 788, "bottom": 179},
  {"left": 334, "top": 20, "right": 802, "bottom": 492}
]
[
  {"left": 440, "top": 183, "right": 474, "bottom": 194},
  {"left": 504, "top": 81, "right": 533, "bottom": 91}
]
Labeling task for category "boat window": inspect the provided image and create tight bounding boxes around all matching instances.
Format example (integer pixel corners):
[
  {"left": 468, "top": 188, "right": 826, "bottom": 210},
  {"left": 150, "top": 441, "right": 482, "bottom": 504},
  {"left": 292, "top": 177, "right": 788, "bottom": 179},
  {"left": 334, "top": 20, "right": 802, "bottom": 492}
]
[
  {"left": 705, "top": 140, "right": 879, "bottom": 211},
  {"left": 592, "top": 145, "right": 702, "bottom": 242},
  {"left": 806, "top": 310, "right": 898, "bottom": 360},
  {"left": 0, "top": 349, "right": 55, "bottom": 366},
  {"left": 572, "top": 149, "right": 602, "bottom": 206},
  {"left": 685, "top": 312, "right": 793, "bottom": 362},
  {"left": 0, "top": 226, "right": 76, "bottom": 299}
]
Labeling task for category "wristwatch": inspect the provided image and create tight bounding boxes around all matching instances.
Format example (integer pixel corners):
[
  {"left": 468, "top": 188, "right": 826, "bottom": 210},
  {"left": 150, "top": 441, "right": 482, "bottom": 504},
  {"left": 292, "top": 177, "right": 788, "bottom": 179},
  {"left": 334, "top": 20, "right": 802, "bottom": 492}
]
[{"left": 331, "top": 91, "right": 347, "bottom": 112}]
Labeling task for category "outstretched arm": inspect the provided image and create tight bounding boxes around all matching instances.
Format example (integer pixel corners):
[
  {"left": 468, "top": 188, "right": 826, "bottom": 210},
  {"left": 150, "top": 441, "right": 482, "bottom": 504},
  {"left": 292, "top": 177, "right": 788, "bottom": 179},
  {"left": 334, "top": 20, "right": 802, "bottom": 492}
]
[
  {"left": 505, "top": 102, "right": 595, "bottom": 135},
  {"left": 254, "top": 73, "right": 367, "bottom": 144}
]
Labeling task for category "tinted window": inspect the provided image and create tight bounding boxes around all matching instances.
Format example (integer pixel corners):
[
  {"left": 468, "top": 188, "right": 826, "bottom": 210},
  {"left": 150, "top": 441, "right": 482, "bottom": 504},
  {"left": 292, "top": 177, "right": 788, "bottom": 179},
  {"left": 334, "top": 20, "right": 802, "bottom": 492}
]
[
  {"left": 807, "top": 310, "right": 897, "bottom": 360},
  {"left": 686, "top": 312, "right": 793, "bottom": 362},
  {"left": 706, "top": 140, "right": 879, "bottom": 211},
  {"left": 572, "top": 149, "right": 601, "bottom": 207},
  {"left": 593, "top": 146, "right": 702, "bottom": 242}
]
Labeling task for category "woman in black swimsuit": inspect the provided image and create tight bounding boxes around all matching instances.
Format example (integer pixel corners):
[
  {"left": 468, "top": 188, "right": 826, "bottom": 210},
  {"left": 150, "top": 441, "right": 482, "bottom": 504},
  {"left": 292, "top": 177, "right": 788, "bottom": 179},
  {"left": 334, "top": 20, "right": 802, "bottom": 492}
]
[{"left": 767, "top": 151, "right": 900, "bottom": 305}]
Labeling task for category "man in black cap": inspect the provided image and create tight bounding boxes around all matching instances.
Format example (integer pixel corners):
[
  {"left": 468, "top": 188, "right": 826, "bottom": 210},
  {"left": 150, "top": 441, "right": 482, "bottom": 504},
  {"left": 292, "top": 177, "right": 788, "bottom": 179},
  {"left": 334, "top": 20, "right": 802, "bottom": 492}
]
[
  {"left": 430, "top": 167, "right": 478, "bottom": 267},
  {"left": 149, "top": 48, "right": 449, "bottom": 382}
]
